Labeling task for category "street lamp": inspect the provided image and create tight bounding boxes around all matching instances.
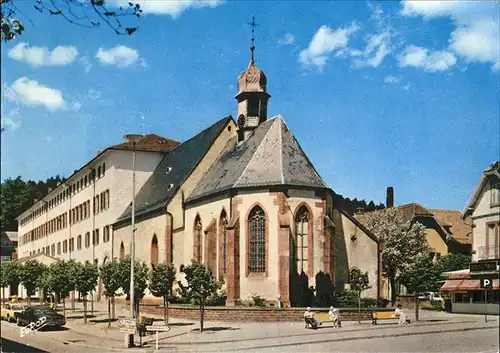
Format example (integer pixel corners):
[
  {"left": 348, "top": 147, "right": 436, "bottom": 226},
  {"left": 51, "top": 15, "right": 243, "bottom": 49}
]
[{"left": 123, "top": 133, "right": 143, "bottom": 319}]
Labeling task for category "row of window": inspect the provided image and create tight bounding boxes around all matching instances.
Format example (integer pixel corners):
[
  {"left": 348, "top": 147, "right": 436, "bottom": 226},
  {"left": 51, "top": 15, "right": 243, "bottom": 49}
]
[
  {"left": 28, "top": 225, "right": 111, "bottom": 257},
  {"left": 192, "top": 204, "right": 313, "bottom": 276},
  {"left": 20, "top": 212, "right": 68, "bottom": 245},
  {"left": 21, "top": 190, "right": 110, "bottom": 246},
  {"left": 19, "top": 163, "right": 107, "bottom": 226}
]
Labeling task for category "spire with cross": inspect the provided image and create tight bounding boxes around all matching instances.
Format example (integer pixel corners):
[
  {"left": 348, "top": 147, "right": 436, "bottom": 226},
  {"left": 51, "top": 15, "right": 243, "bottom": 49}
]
[{"left": 248, "top": 16, "right": 259, "bottom": 65}]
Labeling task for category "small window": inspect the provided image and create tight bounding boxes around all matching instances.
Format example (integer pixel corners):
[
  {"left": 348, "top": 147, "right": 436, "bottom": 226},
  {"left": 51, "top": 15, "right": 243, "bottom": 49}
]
[
  {"left": 85, "top": 232, "right": 90, "bottom": 248},
  {"left": 97, "top": 166, "right": 101, "bottom": 178},
  {"left": 102, "top": 163, "right": 106, "bottom": 176},
  {"left": 491, "top": 183, "right": 500, "bottom": 206},
  {"left": 63, "top": 241, "right": 68, "bottom": 253},
  {"left": 57, "top": 242, "right": 61, "bottom": 255},
  {"left": 77, "top": 235, "right": 82, "bottom": 250}
]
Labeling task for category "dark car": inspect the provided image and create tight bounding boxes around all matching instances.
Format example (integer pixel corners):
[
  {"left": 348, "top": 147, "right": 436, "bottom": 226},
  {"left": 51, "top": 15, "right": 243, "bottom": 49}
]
[{"left": 16, "top": 306, "right": 66, "bottom": 329}]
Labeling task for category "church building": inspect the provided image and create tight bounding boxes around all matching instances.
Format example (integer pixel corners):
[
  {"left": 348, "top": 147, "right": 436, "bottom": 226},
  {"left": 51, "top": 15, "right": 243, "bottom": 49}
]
[{"left": 112, "top": 43, "right": 383, "bottom": 306}]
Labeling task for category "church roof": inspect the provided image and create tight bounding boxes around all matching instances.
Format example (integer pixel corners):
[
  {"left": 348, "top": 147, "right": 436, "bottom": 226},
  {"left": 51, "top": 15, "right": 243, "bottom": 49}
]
[
  {"left": 186, "top": 115, "right": 329, "bottom": 203},
  {"left": 116, "top": 116, "right": 232, "bottom": 223}
]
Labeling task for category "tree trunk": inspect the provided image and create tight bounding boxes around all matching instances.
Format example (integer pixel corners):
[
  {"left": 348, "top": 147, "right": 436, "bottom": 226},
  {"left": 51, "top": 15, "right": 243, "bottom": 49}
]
[
  {"left": 358, "top": 292, "right": 361, "bottom": 324},
  {"left": 71, "top": 291, "right": 75, "bottom": 311},
  {"left": 83, "top": 297, "right": 87, "bottom": 324},
  {"left": 108, "top": 296, "right": 111, "bottom": 328},
  {"left": 200, "top": 299, "right": 205, "bottom": 332},
  {"left": 63, "top": 298, "right": 66, "bottom": 319},
  {"left": 112, "top": 296, "right": 115, "bottom": 319},
  {"left": 27, "top": 290, "right": 31, "bottom": 306},
  {"left": 2, "top": 287, "right": 5, "bottom": 304},
  {"left": 415, "top": 291, "right": 419, "bottom": 322},
  {"left": 390, "top": 276, "right": 397, "bottom": 305},
  {"left": 163, "top": 297, "right": 167, "bottom": 325},
  {"left": 166, "top": 299, "right": 169, "bottom": 325},
  {"left": 91, "top": 293, "right": 94, "bottom": 316}
]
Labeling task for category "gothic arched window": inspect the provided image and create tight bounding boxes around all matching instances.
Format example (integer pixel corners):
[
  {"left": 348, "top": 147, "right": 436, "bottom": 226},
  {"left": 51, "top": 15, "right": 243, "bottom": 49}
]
[
  {"left": 219, "top": 210, "right": 228, "bottom": 276},
  {"left": 151, "top": 234, "right": 159, "bottom": 266},
  {"left": 119, "top": 242, "right": 125, "bottom": 261},
  {"left": 248, "top": 206, "right": 266, "bottom": 273},
  {"left": 294, "top": 205, "right": 310, "bottom": 274},
  {"left": 193, "top": 216, "right": 202, "bottom": 262}
]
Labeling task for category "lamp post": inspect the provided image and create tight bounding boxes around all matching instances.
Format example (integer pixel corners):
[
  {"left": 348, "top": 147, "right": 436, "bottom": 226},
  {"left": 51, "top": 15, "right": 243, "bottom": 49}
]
[{"left": 123, "top": 134, "right": 143, "bottom": 319}]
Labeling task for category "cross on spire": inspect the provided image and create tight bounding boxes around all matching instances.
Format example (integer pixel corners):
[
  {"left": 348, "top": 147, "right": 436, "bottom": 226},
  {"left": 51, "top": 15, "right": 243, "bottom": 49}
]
[{"left": 248, "top": 16, "right": 259, "bottom": 64}]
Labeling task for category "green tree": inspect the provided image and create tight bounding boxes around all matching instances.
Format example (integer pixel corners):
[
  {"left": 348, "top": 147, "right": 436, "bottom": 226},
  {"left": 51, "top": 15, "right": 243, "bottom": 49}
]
[
  {"left": 439, "top": 253, "right": 471, "bottom": 273},
  {"left": 18, "top": 260, "right": 45, "bottom": 306},
  {"left": 349, "top": 268, "right": 371, "bottom": 324},
  {"left": 37, "top": 264, "right": 51, "bottom": 305},
  {"left": 117, "top": 256, "right": 149, "bottom": 319},
  {"left": 178, "top": 260, "right": 221, "bottom": 332},
  {"left": 49, "top": 261, "right": 73, "bottom": 318},
  {"left": 359, "top": 207, "right": 428, "bottom": 304},
  {"left": 400, "top": 253, "right": 442, "bottom": 321},
  {"left": 1, "top": 0, "right": 142, "bottom": 42},
  {"left": 99, "top": 259, "right": 121, "bottom": 327},
  {"left": 0, "top": 261, "right": 20, "bottom": 302},
  {"left": 74, "top": 262, "right": 99, "bottom": 324},
  {"left": 149, "top": 263, "right": 176, "bottom": 325}
]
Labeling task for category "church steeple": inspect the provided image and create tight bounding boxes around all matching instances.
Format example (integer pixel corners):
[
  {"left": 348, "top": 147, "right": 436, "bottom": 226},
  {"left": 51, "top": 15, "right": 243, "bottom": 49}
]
[{"left": 235, "top": 16, "right": 271, "bottom": 143}]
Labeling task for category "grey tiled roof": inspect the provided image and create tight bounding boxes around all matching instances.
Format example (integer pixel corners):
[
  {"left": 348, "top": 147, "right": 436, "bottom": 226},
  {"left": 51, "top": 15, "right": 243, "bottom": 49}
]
[
  {"left": 186, "top": 115, "right": 329, "bottom": 202},
  {"left": 117, "top": 116, "right": 232, "bottom": 222}
]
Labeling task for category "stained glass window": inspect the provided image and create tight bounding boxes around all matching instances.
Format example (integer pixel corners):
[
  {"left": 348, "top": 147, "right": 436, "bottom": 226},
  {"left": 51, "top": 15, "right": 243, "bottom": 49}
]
[{"left": 249, "top": 206, "right": 266, "bottom": 273}]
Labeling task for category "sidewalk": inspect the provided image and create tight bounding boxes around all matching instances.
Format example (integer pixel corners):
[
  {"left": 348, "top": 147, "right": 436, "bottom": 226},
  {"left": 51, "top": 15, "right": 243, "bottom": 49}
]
[
  {"left": 59, "top": 301, "right": 498, "bottom": 351},
  {"left": 59, "top": 300, "right": 196, "bottom": 350}
]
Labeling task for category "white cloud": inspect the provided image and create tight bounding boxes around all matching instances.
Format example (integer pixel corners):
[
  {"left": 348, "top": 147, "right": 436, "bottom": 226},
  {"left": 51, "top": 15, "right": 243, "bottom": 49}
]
[
  {"left": 299, "top": 22, "right": 360, "bottom": 70},
  {"left": 79, "top": 56, "right": 92, "bottom": 74},
  {"left": 8, "top": 43, "right": 78, "bottom": 67},
  {"left": 402, "top": 83, "right": 411, "bottom": 91},
  {"left": 400, "top": 1, "right": 499, "bottom": 71},
  {"left": 351, "top": 5, "right": 395, "bottom": 68},
  {"left": 5, "top": 77, "right": 66, "bottom": 111},
  {"left": 279, "top": 33, "right": 296, "bottom": 45},
  {"left": 0, "top": 106, "right": 21, "bottom": 131},
  {"left": 96, "top": 46, "right": 140, "bottom": 68},
  {"left": 114, "top": 0, "right": 223, "bottom": 18},
  {"left": 398, "top": 45, "right": 457, "bottom": 72},
  {"left": 384, "top": 75, "right": 402, "bottom": 84}
]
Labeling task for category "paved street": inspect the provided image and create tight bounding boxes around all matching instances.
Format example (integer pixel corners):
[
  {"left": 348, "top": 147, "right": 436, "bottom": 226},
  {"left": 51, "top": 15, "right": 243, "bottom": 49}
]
[{"left": 1, "top": 304, "right": 498, "bottom": 353}]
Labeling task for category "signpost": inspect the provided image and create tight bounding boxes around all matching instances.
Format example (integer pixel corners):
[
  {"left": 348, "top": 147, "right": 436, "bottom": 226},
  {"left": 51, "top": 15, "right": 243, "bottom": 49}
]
[
  {"left": 145, "top": 325, "right": 170, "bottom": 350},
  {"left": 118, "top": 318, "right": 137, "bottom": 347},
  {"left": 480, "top": 278, "right": 493, "bottom": 323}
]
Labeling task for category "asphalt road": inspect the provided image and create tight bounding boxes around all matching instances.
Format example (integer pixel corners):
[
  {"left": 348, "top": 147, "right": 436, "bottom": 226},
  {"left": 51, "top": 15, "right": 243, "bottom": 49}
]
[
  {"left": 1, "top": 318, "right": 498, "bottom": 353},
  {"left": 0, "top": 322, "right": 102, "bottom": 353},
  {"left": 221, "top": 326, "right": 500, "bottom": 353}
]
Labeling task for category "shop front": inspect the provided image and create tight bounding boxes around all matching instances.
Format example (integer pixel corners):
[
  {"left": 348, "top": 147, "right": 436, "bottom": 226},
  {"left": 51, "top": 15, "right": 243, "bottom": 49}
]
[{"left": 441, "top": 267, "right": 499, "bottom": 315}]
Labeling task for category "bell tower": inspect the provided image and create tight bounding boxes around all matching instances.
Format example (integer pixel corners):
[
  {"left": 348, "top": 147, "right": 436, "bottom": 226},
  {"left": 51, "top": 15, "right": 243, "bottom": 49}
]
[{"left": 235, "top": 16, "right": 271, "bottom": 143}]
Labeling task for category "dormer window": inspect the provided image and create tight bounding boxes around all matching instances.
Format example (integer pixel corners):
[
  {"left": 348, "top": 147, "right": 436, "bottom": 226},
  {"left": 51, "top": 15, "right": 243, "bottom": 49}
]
[{"left": 491, "top": 182, "right": 500, "bottom": 207}]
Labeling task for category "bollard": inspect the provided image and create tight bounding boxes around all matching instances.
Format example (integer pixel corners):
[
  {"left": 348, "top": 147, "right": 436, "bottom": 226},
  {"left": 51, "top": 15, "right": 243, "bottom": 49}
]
[{"left": 124, "top": 334, "right": 134, "bottom": 348}]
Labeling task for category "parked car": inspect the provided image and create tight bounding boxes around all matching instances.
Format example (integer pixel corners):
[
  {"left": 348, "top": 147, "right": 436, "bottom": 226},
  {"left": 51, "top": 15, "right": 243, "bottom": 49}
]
[
  {"left": 1, "top": 303, "right": 28, "bottom": 322},
  {"left": 418, "top": 292, "right": 432, "bottom": 301},
  {"left": 16, "top": 306, "right": 66, "bottom": 329}
]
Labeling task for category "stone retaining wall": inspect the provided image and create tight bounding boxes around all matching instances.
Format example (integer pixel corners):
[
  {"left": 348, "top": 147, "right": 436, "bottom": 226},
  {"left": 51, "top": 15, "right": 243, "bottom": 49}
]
[{"left": 139, "top": 305, "right": 393, "bottom": 322}]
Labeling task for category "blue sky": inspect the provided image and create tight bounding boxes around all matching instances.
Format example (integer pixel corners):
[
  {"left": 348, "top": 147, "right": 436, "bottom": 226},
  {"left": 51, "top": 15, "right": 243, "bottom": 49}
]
[{"left": 1, "top": 0, "right": 499, "bottom": 211}]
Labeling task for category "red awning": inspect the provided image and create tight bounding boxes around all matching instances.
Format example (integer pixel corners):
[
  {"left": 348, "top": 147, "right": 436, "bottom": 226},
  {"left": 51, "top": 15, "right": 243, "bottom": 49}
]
[
  {"left": 440, "top": 280, "right": 463, "bottom": 292},
  {"left": 457, "top": 279, "right": 480, "bottom": 290}
]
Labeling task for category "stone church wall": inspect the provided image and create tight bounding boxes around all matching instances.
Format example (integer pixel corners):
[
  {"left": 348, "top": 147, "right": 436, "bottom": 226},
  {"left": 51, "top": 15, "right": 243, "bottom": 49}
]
[{"left": 332, "top": 209, "right": 379, "bottom": 298}]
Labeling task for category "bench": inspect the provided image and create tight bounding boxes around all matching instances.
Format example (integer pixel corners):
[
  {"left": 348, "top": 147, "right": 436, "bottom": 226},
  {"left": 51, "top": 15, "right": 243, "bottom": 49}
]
[
  {"left": 372, "top": 311, "right": 411, "bottom": 325},
  {"left": 312, "top": 312, "right": 342, "bottom": 327}
]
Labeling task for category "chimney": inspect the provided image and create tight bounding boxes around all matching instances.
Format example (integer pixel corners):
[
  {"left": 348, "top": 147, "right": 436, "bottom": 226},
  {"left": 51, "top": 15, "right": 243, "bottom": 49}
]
[{"left": 386, "top": 187, "right": 394, "bottom": 208}]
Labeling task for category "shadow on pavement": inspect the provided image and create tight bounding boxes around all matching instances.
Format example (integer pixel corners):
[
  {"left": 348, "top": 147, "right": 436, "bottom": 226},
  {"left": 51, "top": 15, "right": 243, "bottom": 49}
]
[
  {"left": 192, "top": 327, "right": 240, "bottom": 332},
  {"left": 89, "top": 318, "right": 119, "bottom": 324},
  {"left": 0, "top": 337, "right": 49, "bottom": 353}
]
